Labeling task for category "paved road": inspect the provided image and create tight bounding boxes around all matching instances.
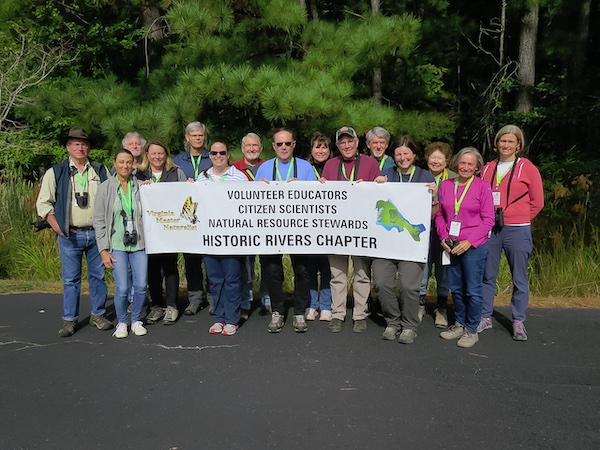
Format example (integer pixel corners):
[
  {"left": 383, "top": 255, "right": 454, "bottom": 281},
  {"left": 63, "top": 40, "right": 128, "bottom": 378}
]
[{"left": 1, "top": 293, "right": 599, "bottom": 449}]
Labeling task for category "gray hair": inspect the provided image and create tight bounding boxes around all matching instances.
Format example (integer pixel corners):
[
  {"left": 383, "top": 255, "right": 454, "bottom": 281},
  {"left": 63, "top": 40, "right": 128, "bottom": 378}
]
[
  {"left": 450, "top": 147, "right": 484, "bottom": 174},
  {"left": 242, "top": 132, "right": 262, "bottom": 149},
  {"left": 494, "top": 124, "right": 525, "bottom": 153},
  {"left": 365, "top": 126, "right": 391, "bottom": 144},
  {"left": 121, "top": 132, "right": 146, "bottom": 149},
  {"left": 185, "top": 121, "right": 206, "bottom": 135}
]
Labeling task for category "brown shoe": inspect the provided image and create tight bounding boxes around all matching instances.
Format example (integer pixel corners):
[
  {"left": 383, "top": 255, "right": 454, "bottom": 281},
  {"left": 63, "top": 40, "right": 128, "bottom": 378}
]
[{"left": 58, "top": 320, "right": 77, "bottom": 337}]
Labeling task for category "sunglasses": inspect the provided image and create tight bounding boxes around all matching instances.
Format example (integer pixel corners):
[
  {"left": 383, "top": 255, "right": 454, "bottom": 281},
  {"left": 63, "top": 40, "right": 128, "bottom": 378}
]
[
  {"left": 209, "top": 151, "right": 227, "bottom": 156},
  {"left": 275, "top": 141, "right": 293, "bottom": 147}
]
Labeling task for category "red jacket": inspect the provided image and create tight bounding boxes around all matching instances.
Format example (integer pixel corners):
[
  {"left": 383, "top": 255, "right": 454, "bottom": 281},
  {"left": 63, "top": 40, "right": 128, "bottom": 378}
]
[{"left": 480, "top": 158, "right": 544, "bottom": 225}]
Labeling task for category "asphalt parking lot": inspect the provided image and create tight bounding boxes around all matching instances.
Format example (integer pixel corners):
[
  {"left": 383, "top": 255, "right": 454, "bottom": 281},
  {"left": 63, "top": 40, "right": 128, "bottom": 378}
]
[{"left": 1, "top": 293, "right": 599, "bottom": 449}]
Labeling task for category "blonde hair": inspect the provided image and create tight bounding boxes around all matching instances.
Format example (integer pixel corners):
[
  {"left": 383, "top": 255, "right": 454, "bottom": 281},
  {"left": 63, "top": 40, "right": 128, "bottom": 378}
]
[
  {"left": 138, "top": 140, "right": 178, "bottom": 172},
  {"left": 494, "top": 125, "right": 525, "bottom": 153}
]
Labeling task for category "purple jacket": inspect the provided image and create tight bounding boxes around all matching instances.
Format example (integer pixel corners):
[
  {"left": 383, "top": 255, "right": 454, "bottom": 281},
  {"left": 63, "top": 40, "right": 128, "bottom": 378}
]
[{"left": 435, "top": 176, "right": 494, "bottom": 248}]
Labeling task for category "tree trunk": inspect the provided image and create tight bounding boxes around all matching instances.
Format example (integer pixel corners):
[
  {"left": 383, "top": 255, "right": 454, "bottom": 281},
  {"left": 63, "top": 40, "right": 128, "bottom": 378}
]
[
  {"left": 515, "top": 1, "right": 539, "bottom": 114},
  {"left": 371, "top": 0, "right": 382, "bottom": 106},
  {"left": 571, "top": 0, "right": 591, "bottom": 83}
]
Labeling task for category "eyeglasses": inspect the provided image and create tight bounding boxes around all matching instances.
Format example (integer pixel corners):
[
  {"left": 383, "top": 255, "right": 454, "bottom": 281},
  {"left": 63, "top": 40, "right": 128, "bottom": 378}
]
[
  {"left": 275, "top": 141, "right": 293, "bottom": 147},
  {"left": 209, "top": 151, "right": 227, "bottom": 156}
]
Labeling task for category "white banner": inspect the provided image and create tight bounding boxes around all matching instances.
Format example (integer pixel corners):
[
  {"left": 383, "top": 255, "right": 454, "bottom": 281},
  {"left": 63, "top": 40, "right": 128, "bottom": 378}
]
[{"left": 141, "top": 181, "right": 432, "bottom": 262}]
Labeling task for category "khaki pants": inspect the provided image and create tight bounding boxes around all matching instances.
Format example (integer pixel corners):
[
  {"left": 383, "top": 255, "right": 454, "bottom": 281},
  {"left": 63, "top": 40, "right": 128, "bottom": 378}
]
[{"left": 328, "top": 255, "right": 371, "bottom": 321}]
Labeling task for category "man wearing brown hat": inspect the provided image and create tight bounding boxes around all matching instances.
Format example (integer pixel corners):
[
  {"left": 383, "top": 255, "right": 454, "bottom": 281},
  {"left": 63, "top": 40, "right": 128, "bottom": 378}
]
[
  {"left": 36, "top": 127, "right": 113, "bottom": 337},
  {"left": 321, "top": 126, "right": 380, "bottom": 333}
]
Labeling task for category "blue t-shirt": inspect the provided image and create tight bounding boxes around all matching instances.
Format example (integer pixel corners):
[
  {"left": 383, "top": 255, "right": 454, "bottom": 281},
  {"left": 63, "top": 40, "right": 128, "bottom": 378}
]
[{"left": 255, "top": 157, "right": 317, "bottom": 181}]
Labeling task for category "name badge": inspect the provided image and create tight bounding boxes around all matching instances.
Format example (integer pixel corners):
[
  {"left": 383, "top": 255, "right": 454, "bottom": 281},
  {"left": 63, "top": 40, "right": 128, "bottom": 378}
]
[
  {"left": 126, "top": 220, "right": 134, "bottom": 233},
  {"left": 449, "top": 220, "right": 461, "bottom": 237},
  {"left": 492, "top": 191, "right": 501, "bottom": 206}
]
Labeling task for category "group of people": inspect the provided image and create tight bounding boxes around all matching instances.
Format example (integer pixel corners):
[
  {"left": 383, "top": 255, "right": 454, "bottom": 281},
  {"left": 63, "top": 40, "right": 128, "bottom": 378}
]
[{"left": 36, "top": 122, "right": 544, "bottom": 348}]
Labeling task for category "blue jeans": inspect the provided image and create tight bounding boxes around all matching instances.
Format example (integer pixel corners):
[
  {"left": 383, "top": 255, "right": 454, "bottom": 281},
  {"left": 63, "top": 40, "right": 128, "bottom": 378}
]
[
  {"left": 482, "top": 226, "right": 533, "bottom": 321},
  {"left": 308, "top": 254, "right": 332, "bottom": 311},
  {"left": 448, "top": 243, "right": 488, "bottom": 334},
  {"left": 58, "top": 230, "right": 107, "bottom": 321},
  {"left": 111, "top": 250, "right": 148, "bottom": 324},
  {"left": 204, "top": 256, "right": 243, "bottom": 325}
]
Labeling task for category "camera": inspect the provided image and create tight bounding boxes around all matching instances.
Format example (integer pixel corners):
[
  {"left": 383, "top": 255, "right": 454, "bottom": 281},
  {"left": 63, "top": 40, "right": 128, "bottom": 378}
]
[
  {"left": 75, "top": 192, "right": 89, "bottom": 208},
  {"left": 32, "top": 220, "right": 51, "bottom": 232},
  {"left": 123, "top": 229, "right": 138, "bottom": 246},
  {"left": 444, "top": 238, "right": 460, "bottom": 250},
  {"left": 494, "top": 208, "right": 504, "bottom": 228}
]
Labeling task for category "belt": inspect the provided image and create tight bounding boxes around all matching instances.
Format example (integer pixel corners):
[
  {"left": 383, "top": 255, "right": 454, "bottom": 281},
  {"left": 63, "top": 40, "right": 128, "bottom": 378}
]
[{"left": 70, "top": 226, "right": 94, "bottom": 232}]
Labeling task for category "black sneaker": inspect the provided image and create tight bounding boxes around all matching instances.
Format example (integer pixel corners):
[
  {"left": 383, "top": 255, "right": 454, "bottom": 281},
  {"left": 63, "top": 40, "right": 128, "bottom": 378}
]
[{"left": 328, "top": 318, "right": 343, "bottom": 333}]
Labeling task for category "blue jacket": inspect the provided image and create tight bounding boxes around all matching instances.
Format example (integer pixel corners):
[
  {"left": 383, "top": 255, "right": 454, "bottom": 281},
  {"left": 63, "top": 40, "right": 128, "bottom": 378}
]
[{"left": 172, "top": 149, "right": 211, "bottom": 180}]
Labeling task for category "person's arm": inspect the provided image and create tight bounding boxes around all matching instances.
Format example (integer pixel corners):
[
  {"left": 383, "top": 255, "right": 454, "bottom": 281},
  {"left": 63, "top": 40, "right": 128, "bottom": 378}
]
[
  {"left": 527, "top": 162, "right": 544, "bottom": 220},
  {"left": 93, "top": 182, "right": 111, "bottom": 256}
]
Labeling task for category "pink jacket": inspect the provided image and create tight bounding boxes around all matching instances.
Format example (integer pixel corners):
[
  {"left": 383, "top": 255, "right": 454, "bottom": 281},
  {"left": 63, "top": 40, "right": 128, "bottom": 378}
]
[{"left": 480, "top": 158, "right": 544, "bottom": 225}]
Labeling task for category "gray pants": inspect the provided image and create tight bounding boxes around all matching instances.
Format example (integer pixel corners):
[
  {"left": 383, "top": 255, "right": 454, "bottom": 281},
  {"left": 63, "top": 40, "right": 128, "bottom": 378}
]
[{"left": 372, "top": 259, "right": 424, "bottom": 331}]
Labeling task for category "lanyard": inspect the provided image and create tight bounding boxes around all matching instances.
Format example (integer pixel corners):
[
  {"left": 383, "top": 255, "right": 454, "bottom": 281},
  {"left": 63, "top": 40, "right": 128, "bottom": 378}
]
[
  {"left": 378, "top": 155, "right": 387, "bottom": 170},
  {"left": 272, "top": 158, "right": 296, "bottom": 181},
  {"left": 151, "top": 173, "right": 162, "bottom": 183},
  {"left": 454, "top": 176, "right": 474, "bottom": 217},
  {"left": 118, "top": 180, "right": 133, "bottom": 218},
  {"left": 245, "top": 168, "right": 256, "bottom": 180},
  {"left": 190, "top": 154, "right": 202, "bottom": 179},
  {"left": 74, "top": 168, "right": 88, "bottom": 190},
  {"left": 209, "top": 171, "right": 228, "bottom": 182},
  {"left": 435, "top": 168, "right": 449, "bottom": 186},
  {"left": 397, "top": 166, "right": 415, "bottom": 183},
  {"left": 495, "top": 161, "right": 515, "bottom": 188},
  {"left": 489, "top": 158, "right": 520, "bottom": 209},
  {"left": 337, "top": 155, "right": 361, "bottom": 181}
]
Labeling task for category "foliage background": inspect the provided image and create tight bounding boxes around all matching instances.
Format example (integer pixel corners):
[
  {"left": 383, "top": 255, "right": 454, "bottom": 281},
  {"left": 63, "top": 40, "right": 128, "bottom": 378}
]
[{"left": 0, "top": 0, "right": 598, "bottom": 296}]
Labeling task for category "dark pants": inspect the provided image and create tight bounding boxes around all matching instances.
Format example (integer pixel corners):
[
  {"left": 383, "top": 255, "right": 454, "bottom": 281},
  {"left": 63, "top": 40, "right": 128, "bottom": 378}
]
[
  {"left": 183, "top": 253, "right": 205, "bottom": 292},
  {"left": 260, "top": 254, "right": 310, "bottom": 316},
  {"left": 148, "top": 253, "right": 179, "bottom": 308}
]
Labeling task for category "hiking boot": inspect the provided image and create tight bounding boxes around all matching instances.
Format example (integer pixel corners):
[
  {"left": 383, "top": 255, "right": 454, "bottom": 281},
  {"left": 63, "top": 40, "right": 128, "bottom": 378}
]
[
  {"left": 477, "top": 317, "right": 493, "bottom": 333},
  {"left": 222, "top": 324, "right": 238, "bottom": 336},
  {"left": 209, "top": 322, "right": 225, "bottom": 334},
  {"left": 112, "top": 323, "right": 128, "bottom": 339},
  {"left": 353, "top": 319, "right": 367, "bottom": 333},
  {"left": 293, "top": 315, "right": 308, "bottom": 333},
  {"left": 513, "top": 320, "right": 528, "bottom": 341},
  {"left": 418, "top": 305, "right": 426, "bottom": 323},
  {"left": 440, "top": 324, "right": 465, "bottom": 340},
  {"left": 381, "top": 326, "right": 399, "bottom": 341},
  {"left": 267, "top": 312, "right": 284, "bottom": 333},
  {"left": 163, "top": 306, "right": 178, "bottom": 325},
  {"left": 305, "top": 308, "right": 317, "bottom": 321},
  {"left": 131, "top": 321, "right": 147, "bottom": 336},
  {"left": 398, "top": 329, "right": 417, "bottom": 344},
  {"left": 184, "top": 302, "right": 201, "bottom": 316},
  {"left": 58, "top": 320, "right": 77, "bottom": 337},
  {"left": 328, "top": 318, "right": 343, "bottom": 333},
  {"left": 434, "top": 308, "right": 448, "bottom": 329},
  {"left": 319, "top": 310, "right": 332, "bottom": 321},
  {"left": 457, "top": 330, "right": 479, "bottom": 348},
  {"left": 146, "top": 306, "right": 164, "bottom": 324},
  {"left": 90, "top": 314, "right": 113, "bottom": 331}
]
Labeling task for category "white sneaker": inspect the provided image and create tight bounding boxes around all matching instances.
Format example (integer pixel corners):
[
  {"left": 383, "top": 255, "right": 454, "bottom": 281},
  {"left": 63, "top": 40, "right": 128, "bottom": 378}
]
[
  {"left": 112, "top": 322, "right": 128, "bottom": 339},
  {"left": 131, "top": 321, "right": 147, "bottom": 336},
  {"left": 319, "top": 310, "right": 332, "bottom": 321},
  {"left": 305, "top": 308, "right": 317, "bottom": 321}
]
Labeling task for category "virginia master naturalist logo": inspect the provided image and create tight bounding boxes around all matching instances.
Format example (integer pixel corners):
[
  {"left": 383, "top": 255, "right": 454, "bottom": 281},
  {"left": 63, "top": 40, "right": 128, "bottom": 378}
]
[
  {"left": 375, "top": 199, "right": 425, "bottom": 241},
  {"left": 180, "top": 196, "right": 198, "bottom": 224}
]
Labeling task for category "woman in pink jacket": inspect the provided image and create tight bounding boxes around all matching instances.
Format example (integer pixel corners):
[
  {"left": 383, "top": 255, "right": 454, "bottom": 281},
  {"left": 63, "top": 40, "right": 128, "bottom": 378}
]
[
  {"left": 478, "top": 125, "right": 544, "bottom": 341},
  {"left": 435, "top": 147, "right": 494, "bottom": 348}
]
